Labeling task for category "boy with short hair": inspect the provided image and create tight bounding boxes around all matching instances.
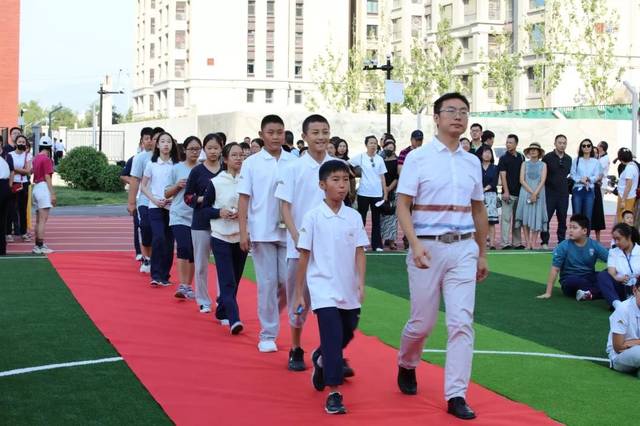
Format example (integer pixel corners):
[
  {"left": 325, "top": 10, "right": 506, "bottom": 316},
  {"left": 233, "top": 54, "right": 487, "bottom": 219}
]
[
  {"left": 238, "top": 115, "right": 295, "bottom": 353},
  {"left": 622, "top": 210, "right": 635, "bottom": 227},
  {"left": 294, "top": 160, "right": 368, "bottom": 415},
  {"left": 607, "top": 279, "right": 640, "bottom": 376},
  {"left": 31, "top": 137, "right": 56, "bottom": 254},
  {"left": 275, "top": 114, "right": 332, "bottom": 371}
]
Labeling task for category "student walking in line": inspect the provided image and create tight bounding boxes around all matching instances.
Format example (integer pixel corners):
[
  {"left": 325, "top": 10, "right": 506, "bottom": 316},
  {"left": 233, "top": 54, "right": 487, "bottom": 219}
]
[
  {"left": 294, "top": 160, "right": 368, "bottom": 415},
  {"left": 276, "top": 114, "right": 333, "bottom": 371},
  {"left": 120, "top": 138, "right": 145, "bottom": 261},
  {"left": 515, "top": 142, "right": 548, "bottom": 250},
  {"left": 0, "top": 153, "right": 14, "bottom": 255},
  {"left": 184, "top": 133, "right": 223, "bottom": 314},
  {"left": 165, "top": 136, "right": 201, "bottom": 300},
  {"left": 8, "top": 135, "right": 32, "bottom": 242},
  {"left": 238, "top": 115, "right": 295, "bottom": 353},
  {"left": 140, "top": 132, "right": 180, "bottom": 286},
  {"left": 204, "top": 142, "right": 246, "bottom": 334},
  {"left": 31, "top": 137, "right": 57, "bottom": 254},
  {"left": 570, "top": 138, "right": 601, "bottom": 225}
]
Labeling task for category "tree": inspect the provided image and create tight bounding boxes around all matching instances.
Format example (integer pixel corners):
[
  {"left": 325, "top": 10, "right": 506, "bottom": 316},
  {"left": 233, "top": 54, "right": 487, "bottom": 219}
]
[
  {"left": 482, "top": 32, "right": 521, "bottom": 108},
  {"left": 393, "top": 44, "right": 433, "bottom": 114},
  {"left": 112, "top": 105, "right": 123, "bottom": 124},
  {"left": 18, "top": 100, "right": 78, "bottom": 135},
  {"left": 426, "top": 17, "right": 463, "bottom": 97}
]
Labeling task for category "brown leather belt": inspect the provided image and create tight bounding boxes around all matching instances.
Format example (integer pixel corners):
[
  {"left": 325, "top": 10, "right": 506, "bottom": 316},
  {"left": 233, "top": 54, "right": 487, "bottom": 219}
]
[
  {"left": 413, "top": 204, "right": 472, "bottom": 213},
  {"left": 417, "top": 232, "right": 474, "bottom": 244}
]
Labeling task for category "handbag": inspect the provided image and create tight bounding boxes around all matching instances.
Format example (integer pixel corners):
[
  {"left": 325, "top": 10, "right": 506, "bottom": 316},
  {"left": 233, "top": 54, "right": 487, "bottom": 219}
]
[{"left": 11, "top": 182, "right": 23, "bottom": 193}]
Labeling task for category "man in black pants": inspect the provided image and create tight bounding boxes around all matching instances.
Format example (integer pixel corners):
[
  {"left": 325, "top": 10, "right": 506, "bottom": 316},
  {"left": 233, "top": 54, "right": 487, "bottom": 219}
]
[{"left": 541, "top": 134, "right": 572, "bottom": 250}]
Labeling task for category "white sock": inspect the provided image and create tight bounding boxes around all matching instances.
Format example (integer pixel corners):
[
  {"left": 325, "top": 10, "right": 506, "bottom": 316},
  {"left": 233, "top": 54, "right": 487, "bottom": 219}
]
[
  {"left": 613, "top": 300, "right": 622, "bottom": 310},
  {"left": 317, "top": 355, "right": 323, "bottom": 368}
]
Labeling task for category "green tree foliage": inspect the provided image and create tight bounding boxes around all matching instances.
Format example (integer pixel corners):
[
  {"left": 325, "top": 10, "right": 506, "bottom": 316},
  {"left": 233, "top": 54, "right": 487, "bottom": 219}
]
[
  {"left": 58, "top": 146, "right": 109, "bottom": 191},
  {"left": 426, "top": 17, "right": 463, "bottom": 96},
  {"left": 482, "top": 32, "right": 521, "bottom": 108}
]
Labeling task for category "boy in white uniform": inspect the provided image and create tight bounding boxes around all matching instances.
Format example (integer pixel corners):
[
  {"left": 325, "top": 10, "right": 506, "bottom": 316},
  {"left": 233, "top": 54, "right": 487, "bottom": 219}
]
[
  {"left": 275, "top": 114, "right": 332, "bottom": 371},
  {"left": 238, "top": 115, "right": 295, "bottom": 353},
  {"left": 607, "top": 279, "right": 640, "bottom": 376},
  {"left": 295, "top": 160, "right": 368, "bottom": 415}
]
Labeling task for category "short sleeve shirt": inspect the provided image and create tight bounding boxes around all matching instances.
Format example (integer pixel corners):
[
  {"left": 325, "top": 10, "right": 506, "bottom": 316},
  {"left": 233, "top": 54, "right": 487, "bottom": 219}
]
[
  {"left": 297, "top": 202, "right": 369, "bottom": 310},
  {"left": 0, "top": 155, "right": 13, "bottom": 179},
  {"left": 497, "top": 151, "right": 524, "bottom": 195},
  {"left": 606, "top": 297, "right": 640, "bottom": 361},
  {"left": 169, "top": 162, "right": 195, "bottom": 226},
  {"left": 32, "top": 153, "right": 53, "bottom": 184},
  {"left": 143, "top": 158, "right": 175, "bottom": 209},
  {"left": 397, "top": 146, "right": 413, "bottom": 166},
  {"left": 396, "top": 137, "right": 483, "bottom": 236},
  {"left": 607, "top": 244, "right": 640, "bottom": 279},
  {"left": 618, "top": 161, "right": 639, "bottom": 200},
  {"left": 8, "top": 151, "right": 32, "bottom": 183},
  {"left": 552, "top": 238, "right": 609, "bottom": 282},
  {"left": 131, "top": 150, "right": 153, "bottom": 207},
  {"left": 349, "top": 153, "right": 387, "bottom": 197}
]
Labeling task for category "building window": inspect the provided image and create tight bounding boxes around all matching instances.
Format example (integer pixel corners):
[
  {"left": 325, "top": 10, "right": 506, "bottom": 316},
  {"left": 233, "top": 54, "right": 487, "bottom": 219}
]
[
  {"left": 463, "top": 0, "right": 477, "bottom": 24},
  {"left": 149, "top": 68, "right": 155, "bottom": 84},
  {"left": 175, "top": 59, "right": 185, "bottom": 78},
  {"left": 461, "top": 36, "right": 472, "bottom": 61},
  {"left": 530, "top": 0, "right": 545, "bottom": 10},
  {"left": 367, "top": 24, "right": 378, "bottom": 40},
  {"left": 247, "top": 60, "right": 255, "bottom": 76},
  {"left": 529, "top": 23, "right": 544, "bottom": 49},
  {"left": 487, "top": 77, "right": 497, "bottom": 99},
  {"left": 149, "top": 94, "right": 155, "bottom": 111},
  {"left": 266, "top": 59, "right": 274, "bottom": 77},
  {"left": 488, "top": 0, "right": 501, "bottom": 20},
  {"left": 150, "top": 18, "right": 156, "bottom": 34},
  {"left": 528, "top": 67, "right": 539, "bottom": 94},
  {"left": 393, "top": 0, "right": 401, "bottom": 9},
  {"left": 248, "top": 29, "right": 255, "bottom": 44},
  {"left": 366, "top": 49, "right": 378, "bottom": 60},
  {"left": 267, "top": 0, "right": 275, "bottom": 16},
  {"left": 392, "top": 18, "right": 402, "bottom": 41},
  {"left": 247, "top": 89, "right": 255, "bottom": 103},
  {"left": 425, "top": 14, "right": 432, "bottom": 31},
  {"left": 176, "top": 1, "right": 187, "bottom": 20},
  {"left": 248, "top": 0, "right": 255, "bottom": 15},
  {"left": 488, "top": 34, "right": 498, "bottom": 56},
  {"left": 150, "top": 43, "right": 155, "bottom": 58},
  {"left": 294, "top": 90, "right": 302, "bottom": 104},
  {"left": 175, "top": 30, "right": 186, "bottom": 49},
  {"left": 265, "top": 89, "right": 274, "bottom": 103},
  {"left": 295, "top": 31, "right": 303, "bottom": 48},
  {"left": 150, "top": 0, "right": 155, "bottom": 9},
  {"left": 175, "top": 89, "right": 185, "bottom": 107},
  {"left": 296, "top": 1, "right": 303, "bottom": 18},
  {"left": 441, "top": 4, "right": 453, "bottom": 23},
  {"left": 367, "top": 0, "right": 378, "bottom": 14},
  {"left": 411, "top": 15, "right": 422, "bottom": 38},
  {"left": 295, "top": 61, "right": 302, "bottom": 78}
]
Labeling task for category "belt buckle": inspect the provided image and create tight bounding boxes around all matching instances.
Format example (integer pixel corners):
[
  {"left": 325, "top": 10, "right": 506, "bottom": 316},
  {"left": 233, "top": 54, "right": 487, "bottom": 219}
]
[{"left": 440, "top": 233, "right": 457, "bottom": 244}]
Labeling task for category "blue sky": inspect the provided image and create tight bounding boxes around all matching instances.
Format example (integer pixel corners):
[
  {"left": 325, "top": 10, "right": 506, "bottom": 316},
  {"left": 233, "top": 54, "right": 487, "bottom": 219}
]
[{"left": 19, "top": 0, "right": 134, "bottom": 114}]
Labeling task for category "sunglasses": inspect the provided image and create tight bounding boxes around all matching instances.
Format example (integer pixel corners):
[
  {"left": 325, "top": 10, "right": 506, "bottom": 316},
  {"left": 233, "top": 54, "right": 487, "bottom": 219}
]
[
  {"left": 370, "top": 157, "right": 375, "bottom": 167},
  {"left": 581, "top": 145, "right": 592, "bottom": 148}
]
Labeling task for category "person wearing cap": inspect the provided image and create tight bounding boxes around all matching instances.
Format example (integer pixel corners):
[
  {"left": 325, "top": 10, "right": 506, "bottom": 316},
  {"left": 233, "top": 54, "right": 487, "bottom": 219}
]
[
  {"left": 398, "top": 130, "right": 423, "bottom": 174},
  {"left": 396, "top": 92, "right": 488, "bottom": 420},
  {"left": 31, "top": 136, "right": 56, "bottom": 254},
  {"left": 515, "top": 142, "right": 548, "bottom": 250}
]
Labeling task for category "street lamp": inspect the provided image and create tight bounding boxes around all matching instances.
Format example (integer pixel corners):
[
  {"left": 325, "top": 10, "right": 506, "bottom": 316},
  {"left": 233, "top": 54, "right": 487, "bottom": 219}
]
[
  {"left": 624, "top": 81, "right": 639, "bottom": 157},
  {"left": 47, "top": 106, "right": 63, "bottom": 138},
  {"left": 97, "top": 84, "right": 124, "bottom": 152},
  {"left": 363, "top": 53, "right": 394, "bottom": 135}
]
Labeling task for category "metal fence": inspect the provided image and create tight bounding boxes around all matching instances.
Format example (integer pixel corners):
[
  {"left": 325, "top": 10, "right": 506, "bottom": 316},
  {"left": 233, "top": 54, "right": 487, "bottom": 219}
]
[{"left": 65, "top": 130, "right": 125, "bottom": 162}]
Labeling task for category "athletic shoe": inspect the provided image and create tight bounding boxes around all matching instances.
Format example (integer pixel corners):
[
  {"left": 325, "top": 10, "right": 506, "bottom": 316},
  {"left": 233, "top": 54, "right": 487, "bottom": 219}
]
[
  {"left": 541, "top": 244, "right": 549, "bottom": 250},
  {"left": 22, "top": 234, "right": 32, "bottom": 242},
  {"left": 135, "top": 254, "right": 144, "bottom": 261},
  {"left": 501, "top": 245, "right": 513, "bottom": 250},
  {"left": 258, "top": 340, "right": 278, "bottom": 353},
  {"left": 397, "top": 366, "right": 417, "bottom": 395},
  {"left": 375, "top": 248, "right": 384, "bottom": 252},
  {"left": 6, "top": 235, "right": 14, "bottom": 242},
  {"left": 199, "top": 304, "right": 212, "bottom": 314},
  {"left": 139, "top": 260, "right": 150, "bottom": 274},
  {"left": 447, "top": 397, "right": 476, "bottom": 420},
  {"left": 515, "top": 245, "right": 526, "bottom": 250},
  {"left": 325, "top": 392, "right": 346, "bottom": 415},
  {"left": 343, "top": 359, "right": 355, "bottom": 378},
  {"left": 31, "top": 246, "right": 42, "bottom": 255},
  {"left": 184, "top": 285, "right": 195, "bottom": 300},
  {"left": 220, "top": 319, "right": 230, "bottom": 326},
  {"left": 576, "top": 289, "right": 593, "bottom": 302},
  {"left": 150, "top": 279, "right": 160, "bottom": 287},
  {"left": 311, "top": 349, "right": 325, "bottom": 391},
  {"left": 288, "top": 347, "right": 306, "bottom": 371},
  {"left": 174, "top": 284, "right": 188, "bottom": 299},
  {"left": 156, "top": 280, "right": 172, "bottom": 287},
  {"left": 230, "top": 321, "right": 244, "bottom": 335},
  {"left": 39, "top": 245, "right": 54, "bottom": 254}
]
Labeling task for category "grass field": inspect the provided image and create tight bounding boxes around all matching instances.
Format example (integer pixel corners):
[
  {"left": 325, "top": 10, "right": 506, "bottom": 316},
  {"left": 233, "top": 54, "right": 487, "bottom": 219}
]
[
  {"left": 1, "top": 252, "right": 636, "bottom": 425},
  {"left": 53, "top": 186, "right": 128, "bottom": 207}
]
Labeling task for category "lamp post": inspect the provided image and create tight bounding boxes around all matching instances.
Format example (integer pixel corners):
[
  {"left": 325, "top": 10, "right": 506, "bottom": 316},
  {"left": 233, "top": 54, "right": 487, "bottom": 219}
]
[
  {"left": 97, "top": 84, "right": 124, "bottom": 152},
  {"left": 48, "top": 106, "right": 63, "bottom": 138},
  {"left": 624, "top": 81, "right": 639, "bottom": 157},
  {"left": 363, "top": 54, "right": 394, "bottom": 135}
]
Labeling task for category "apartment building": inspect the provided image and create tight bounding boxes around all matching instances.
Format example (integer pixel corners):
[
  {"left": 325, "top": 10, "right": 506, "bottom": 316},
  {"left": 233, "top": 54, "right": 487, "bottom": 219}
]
[{"left": 132, "top": 0, "right": 350, "bottom": 119}]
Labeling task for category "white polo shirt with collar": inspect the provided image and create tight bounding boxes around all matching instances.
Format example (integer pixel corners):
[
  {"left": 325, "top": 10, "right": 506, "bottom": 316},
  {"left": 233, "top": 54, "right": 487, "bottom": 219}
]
[
  {"left": 608, "top": 244, "right": 640, "bottom": 279},
  {"left": 297, "top": 201, "right": 369, "bottom": 311},
  {"left": 143, "top": 158, "right": 175, "bottom": 209},
  {"left": 397, "top": 136, "right": 484, "bottom": 236},
  {"left": 349, "top": 152, "right": 387, "bottom": 197},
  {"left": 606, "top": 297, "right": 640, "bottom": 362},
  {"left": 237, "top": 148, "right": 295, "bottom": 242},
  {"left": 274, "top": 152, "right": 332, "bottom": 259}
]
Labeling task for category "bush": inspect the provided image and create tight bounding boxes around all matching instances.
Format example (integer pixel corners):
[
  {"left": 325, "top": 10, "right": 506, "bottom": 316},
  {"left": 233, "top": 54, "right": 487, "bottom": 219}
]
[
  {"left": 98, "top": 164, "right": 125, "bottom": 193},
  {"left": 58, "top": 146, "right": 109, "bottom": 191}
]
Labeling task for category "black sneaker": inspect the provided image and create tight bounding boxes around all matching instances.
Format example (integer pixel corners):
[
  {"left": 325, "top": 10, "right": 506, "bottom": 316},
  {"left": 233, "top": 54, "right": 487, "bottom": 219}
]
[
  {"left": 447, "top": 397, "right": 476, "bottom": 420},
  {"left": 343, "top": 359, "right": 355, "bottom": 378},
  {"left": 397, "top": 366, "right": 417, "bottom": 395},
  {"left": 325, "top": 392, "right": 347, "bottom": 415},
  {"left": 288, "top": 347, "right": 306, "bottom": 371},
  {"left": 514, "top": 245, "right": 526, "bottom": 250},
  {"left": 501, "top": 245, "right": 513, "bottom": 250},
  {"left": 311, "top": 349, "right": 325, "bottom": 391}
]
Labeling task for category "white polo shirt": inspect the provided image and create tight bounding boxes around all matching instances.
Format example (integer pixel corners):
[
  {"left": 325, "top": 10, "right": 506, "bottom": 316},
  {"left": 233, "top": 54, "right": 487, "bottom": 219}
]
[
  {"left": 274, "top": 152, "right": 332, "bottom": 259},
  {"left": 143, "top": 158, "right": 175, "bottom": 209},
  {"left": 8, "top": 151, "right": 32, "bottom": 183},
  {"left": 349, "top": 152, "right": 387, "bottom": 197},
  {"left": 397, "top": 137, "right": 484, "bottom": 236},
  {"left": 606, "top": 297, "right": 640, "bottom": 362},
  {"left": 297, "top": 202, "right": 369, "bottom": 310},
  {"left": 607, "top": 244, "right": 640, "bottom": 279},
  {"left": 169, "top": 162, "right": 195, "bottom": 226},
  {"left": 237, "top": 148, "right": 295, "bottom": 242},
  {"left": 618, "top": 162, "right": 639, "bottom": 200},
  {"left": 131, "top": 150, "right": 153, "bottom": 207}
]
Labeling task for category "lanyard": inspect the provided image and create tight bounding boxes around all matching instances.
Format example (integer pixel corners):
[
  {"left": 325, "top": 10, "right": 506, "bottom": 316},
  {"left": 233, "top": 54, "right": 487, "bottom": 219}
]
[{"left": 625, "top": 245, "right": 635, "bottom": 275}]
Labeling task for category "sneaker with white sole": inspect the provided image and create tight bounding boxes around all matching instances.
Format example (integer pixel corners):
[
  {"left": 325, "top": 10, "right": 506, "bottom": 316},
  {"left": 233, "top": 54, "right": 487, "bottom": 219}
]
[
  {"left": 184, "top": 286, "right": 195, "bottom": 300},
  {"left": 220, "top": 319, "right": 230, "bottom": 326},
  {"left": 375, "top": 248, "right": 384, "bottom": 252},
  {"left": 135, "top": 254, "right": 144, "bottom": 261},
  {"left": 6, "top": 235, "right": 14, "bottom": 242},
  {"left": 31, "top": 246, "right": 42, "bottom": 255},
  {"left": 541, "top": 244, "right": 549, "bottom": 250},
  {"left": 139, "top": 260, "right": 151, "bottom": 274},
  {"left": 230, "top": 321, "right": 244, "bottom": 335},
  {"left": 150, "top": 279, "right": 160, "bottom": 287},
  {"left": 157, "top": 280, "right": 172, "bottom": 287},
  {"left": 174, "top": 284, "right": 188, "bottom": 299},
  {"left": 576, "top": 289, "right": 593, "bottom": 302},
  {"left": 199, "top": 304, "right": 212, "bottom": 314},
  {"left": 39, "top": 244, "right": 54, "bottom": 254},
  {"left": 22, "top": 234, "right": 32, "bottom": 242},
  {"left": 258, "top": 340, "right": 278, "bottom": 353},
  {"left": 325, "top": 392, "right": 347, "bottom": 415}
]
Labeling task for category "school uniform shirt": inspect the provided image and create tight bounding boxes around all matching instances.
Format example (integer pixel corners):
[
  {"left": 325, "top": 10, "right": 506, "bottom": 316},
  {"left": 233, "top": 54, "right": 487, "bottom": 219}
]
[
  {"left": 0, "top": 155, "right": 13, "bottom": 179},
  {"left": 237, "top": 148, "right": 295, "bottom": 242},
  {"left": 274, "top": 152, "right": 332, "bottom": 259},
  {"left": 130, "top": 150, "right": 153, "bottom": 207},
  {"left": 32, "top": 153, "right": 53, "bottom": 184},
  {"left": 607, "top": 244, "right": 640, "bottom": 279},
  {"left": 606, "top": 297, "right": 640, "bottom": 362},
  {"left": 143, "top": 158, "right": 175, "bottom": 209},
  {"left": 349, "top": 152, "right": 387, "bottom": 198},
  {"left": 168, "top": 162, "right": 195, "bottom": 227},
  {"left": 120, "top": 156, "right": 134, "bottom": 178},
  {"left": 570, "top": 157, "right": 601, "bottom": 191},
  {"left": 551, "top": 238, "right": 609, "bottom": 282},
  {"left": 9, "top": 151, "right": 30, "bottom": 183},
  {"left": 184, "top": 163, "right": 221, "bottom": 231},
  {"left": 205, "top": 171, "right": 240, "bottom": 243},
  {"left": 617, "top": 161, "right": 639, "bottom": 199},
  {"left": 297, "top": 202, "right": 369, "bottom": 310},
  {"left": 397, "top": 137, "right": 484, "bottom": 236}
]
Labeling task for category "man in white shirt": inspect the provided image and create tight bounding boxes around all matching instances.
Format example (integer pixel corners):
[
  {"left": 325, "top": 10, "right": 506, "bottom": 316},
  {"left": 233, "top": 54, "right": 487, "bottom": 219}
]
[
  {"left": 607, "top": 280, "right": 640, "bottom": 375},
  {"left": 396, "top": 92, "right": 489, "bottom": 420},
  {"left": 276, "top": 114, "right": 332, "bottom": 371},
  {"left": 238, "top": 115, "right": 295, "bottom": 354}
]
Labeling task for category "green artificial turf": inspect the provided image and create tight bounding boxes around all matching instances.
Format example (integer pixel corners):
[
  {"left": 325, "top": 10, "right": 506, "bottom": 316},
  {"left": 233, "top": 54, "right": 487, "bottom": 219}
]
[
  {"left": 54, "top": 186, "right": 128, "bottom": 207},
  {"left": 0, "top": 259, "right": 171, "bottom": 425}
]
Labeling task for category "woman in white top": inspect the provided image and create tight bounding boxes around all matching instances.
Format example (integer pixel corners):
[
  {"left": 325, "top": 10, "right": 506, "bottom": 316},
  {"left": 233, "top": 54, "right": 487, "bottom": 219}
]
[
  {"left": 570, "top": 138, "right": 601, "bottom": 226},
  {"left": 615, "top": 147, "right": 638, "bottom": 222},
  {"left": 349, "top": 135, "right": 388, "bottom": 251},
  {"left": 598, "top": 223, "right": 640, "bottom": 310},
  {"left": 141, "top": 132, "right": 180, "bottom": 286},
  {"left": 203, "top": 143, "right": 246, "bottom": 335},
  {"left": 7, "top": 135, "right": 32, "bottom": 241}
]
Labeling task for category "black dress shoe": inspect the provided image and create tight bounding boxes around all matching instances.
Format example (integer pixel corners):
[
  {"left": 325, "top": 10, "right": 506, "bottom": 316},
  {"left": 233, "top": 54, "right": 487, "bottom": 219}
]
[
  {"left": 501, "top": 245, "right": 513, "bottom": 250},
  {"left": 343, "top": 359, "right": 355, "bottom": 378},
  {"left": 397, "top": 366, "right": 417, "bottom": 395},
  {"left": 447, "top": 397, "right": 476, "bottom": 420}
]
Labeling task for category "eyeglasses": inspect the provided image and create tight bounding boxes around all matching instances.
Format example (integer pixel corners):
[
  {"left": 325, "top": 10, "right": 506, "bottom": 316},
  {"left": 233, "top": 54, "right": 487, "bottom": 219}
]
[
  {"left": 186, "top": 147, "right": 202, "bottom": 152},
  {"left": 438, "top": 108, "right": 470, "bottom": 118},
  {"left": 581, "top": 144, "right": 592, "bottom": 148}
]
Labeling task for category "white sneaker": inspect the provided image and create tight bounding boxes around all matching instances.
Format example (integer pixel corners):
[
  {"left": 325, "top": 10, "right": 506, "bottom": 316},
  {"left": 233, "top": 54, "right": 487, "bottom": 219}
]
[
  {"left": 6, "top": 235, "right": 14, "bottom": 242},
  {"left": 135, "top": 254, "right": 144, "bottom": 261},
  {"left": 220, "top": 319, "right": 230, "bottom": 326},
  {"left": 576, "top": 289, "right": 593, "bottom": 302},
  {"left": 139, "top": 260, "right": 150, "bottom": 274},
  {"left": 375, "top": 248, "right": 384, "bottom": 252},
  {"left": 199, "top": 304, "right": 212, "bottom": 314},
  {"left": 39, "top": 245, "right": 54, "bottom": 254},
  {"left": 541, "top": 244, "right": 549, "bottom": 250},
  {"left": 258, "top": 340, "right": 278, "bottom": 353},
  {"left": 32, "top": 246, "right": 42, "bottom": 255}
]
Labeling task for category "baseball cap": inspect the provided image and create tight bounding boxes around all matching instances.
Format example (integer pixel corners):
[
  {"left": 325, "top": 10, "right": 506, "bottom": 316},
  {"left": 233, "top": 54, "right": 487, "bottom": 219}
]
[
  {"left": 411, "top": 130, "right": 423, "bottom": 140},
  {"left": 39, "top": 136, "right": 53, "bottom": 147}
]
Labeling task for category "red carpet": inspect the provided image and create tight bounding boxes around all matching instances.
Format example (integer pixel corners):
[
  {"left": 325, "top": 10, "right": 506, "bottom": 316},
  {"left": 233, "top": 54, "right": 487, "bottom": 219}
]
[{"left": 50, "top": 252, "right": 559, "bottom": 425}]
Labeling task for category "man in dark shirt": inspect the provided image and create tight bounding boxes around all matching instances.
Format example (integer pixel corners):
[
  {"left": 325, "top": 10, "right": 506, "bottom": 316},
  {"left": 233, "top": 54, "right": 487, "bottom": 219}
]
[
  {"left": 398, "top": 129, "right": 423, "bottom": 174},
  {"left": 469, "top": 123, "right": 483, "bottom": 153},
  {"left": 497, "top": 134, "right": 525, "bottom": 249},
  {"left": 475, "top": 130, "right": 495, "bottom": 163},
  {"left": 541, "top": 134, "right": 572, "bottom": 249}
]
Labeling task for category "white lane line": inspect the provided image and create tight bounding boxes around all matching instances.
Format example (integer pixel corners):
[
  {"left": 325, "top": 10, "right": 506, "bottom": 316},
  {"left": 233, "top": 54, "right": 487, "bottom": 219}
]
[
  {"left": 0, "top": 357, "right": 124, "bottom": 377},
  {"left": 365, "top": 252, "right": 550, "bottom": 256},
  {"left": 422, "top": 349, "right": 609, "bottom": 363}
]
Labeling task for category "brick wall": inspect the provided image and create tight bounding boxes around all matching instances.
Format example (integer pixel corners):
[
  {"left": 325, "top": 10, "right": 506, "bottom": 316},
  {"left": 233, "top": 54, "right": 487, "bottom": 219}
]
[{"left": 0, "top": 0, "right": 20, "bottom": 129}]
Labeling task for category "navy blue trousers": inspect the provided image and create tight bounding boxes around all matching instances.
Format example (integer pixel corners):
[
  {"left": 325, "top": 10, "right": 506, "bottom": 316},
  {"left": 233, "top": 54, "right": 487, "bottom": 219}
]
[
  {"left": 133, "top": 212, "right": 141, "bottom": 255},
  {"left": 541, "top": 190, "right": 569, "bottom": 245},
  {"left": 149, "top": 208, "right": 173, "bottom": 282},
  {"left": 211, "top": 237, "right": 247, "bottom": 325},
  {"left": 597, "top": 272, "right": 631, "bottom": 307},
  {"left": 314, "top": 307, "right": 360, "bottom": 386},
  {"left": 560, "top": 272, "right": 605, "bottom": 298},
  {"left": 172, "top": 224, "right": 194, "bottom": 262}
]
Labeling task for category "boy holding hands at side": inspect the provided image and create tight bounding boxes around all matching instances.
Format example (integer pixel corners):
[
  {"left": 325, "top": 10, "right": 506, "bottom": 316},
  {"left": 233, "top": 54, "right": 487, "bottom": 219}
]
[{"left": 295, "top": 160, "right": 368, "bottom": 415}]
